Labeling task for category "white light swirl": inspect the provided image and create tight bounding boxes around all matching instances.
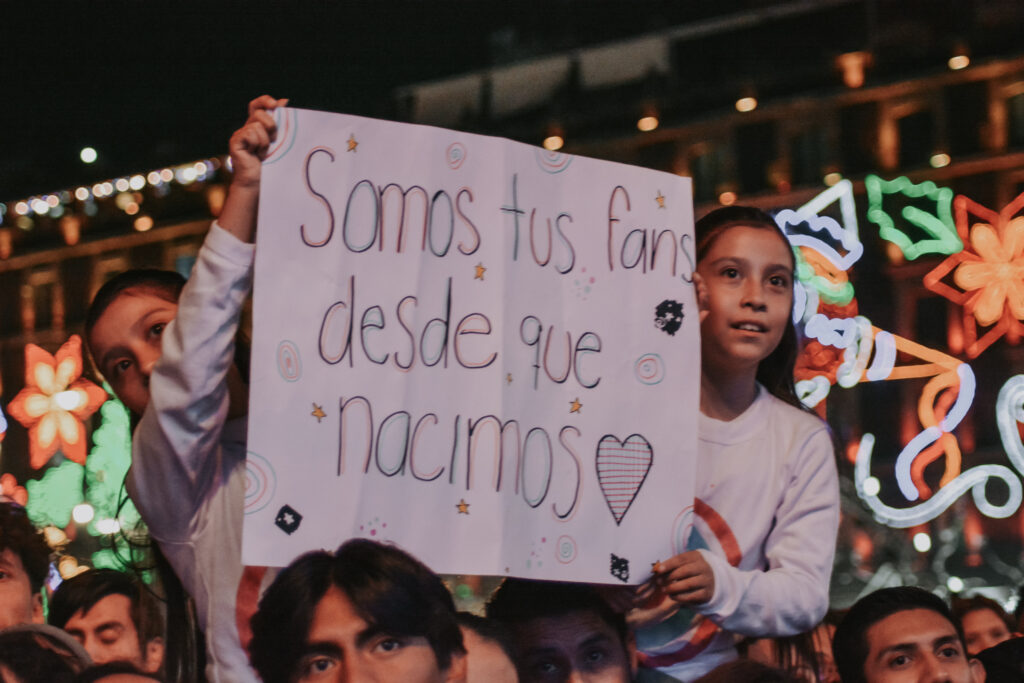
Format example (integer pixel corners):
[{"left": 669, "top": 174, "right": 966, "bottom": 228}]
[{"left": 998, "top": 375, "right": 1024, "bottom": 474}]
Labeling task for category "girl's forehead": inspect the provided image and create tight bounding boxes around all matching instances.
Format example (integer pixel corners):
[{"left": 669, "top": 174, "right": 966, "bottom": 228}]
[{"left": 703, "top": 224, "right": 793, "bottom": 261}]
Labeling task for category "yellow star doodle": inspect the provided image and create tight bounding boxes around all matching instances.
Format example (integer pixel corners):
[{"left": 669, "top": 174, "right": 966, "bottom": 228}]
[
  {"left": 474, "top": 263, "right": 486, "bottom": 280},
  {"left": 456, "top": 499, "right": 470, "bottom": 514},
  {"left": 311, "top": 403, "right": 327, "bottom": 422},
  {"left": 347, "top": 134, "right": 358, "bottom": 152},
  {"left": 570, "top": 398, "right": 582, "bottom": 413},
  {"left": 655, "top": 190, "right": 666, "bottom": 209}
]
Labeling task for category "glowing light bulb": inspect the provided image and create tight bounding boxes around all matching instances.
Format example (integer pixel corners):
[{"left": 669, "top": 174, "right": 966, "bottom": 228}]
[
  {"left": 129, "top": 175, "right": 146, "bottom": 191},
  {"left": 947, "top": 576, "right": 964, "bottom": 592},
  {"left": 14, "top": 202, "right": 28, "bottom": 216},
  {"left": 543, "top": 135, "right": 564, "bottom": 151},
  {"left": 115, "top": 178, "right": 130, "bottom": 193},
  {"left": 929, "top": 152, "right": 951, "bottom": 168},
  {"left": 134, "top": 216, "right": 154, "bottom": 232},
  {"left": 637, "top": 116, "right": 659, "bottom": 132},
  {"left": 147, "top": 171, "right": 162, "bottom": 185},
  {"left": 824, "top": 172, "right": 843, "bottom": 186},
  {"left": 948, "top": 55, "right": 969, "bottom": 70},
  {"left": 863, "top": 477, "right": 881, "bottom": 496},
  {"left": 94, "top": 518, "right": 121, "bottom": 535},
  {"left": 74, "top": 187, "right": 90, "bottom": 201},
  {"left": 80, "top": 147, "right": 98, "bottom": 164},
  {"left": 735, "top": 96, "right": 758, "bottom": 113},
  {"left": 913, "top": 532, "right": 932, "bottom": 553},
  {"left": 72, "top": 503, "right": 94, "bottom": 524},
  {"left": 718, "top": 191, "right": 737, "bottom": 205},
  {"left": 54, "top": 390, "right": 82, "bottom": 411}
]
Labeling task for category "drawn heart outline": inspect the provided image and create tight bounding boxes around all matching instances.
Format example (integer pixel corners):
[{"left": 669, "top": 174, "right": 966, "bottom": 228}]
[{"left": 595, "top": 434, "right": 653, "bottom": 526}]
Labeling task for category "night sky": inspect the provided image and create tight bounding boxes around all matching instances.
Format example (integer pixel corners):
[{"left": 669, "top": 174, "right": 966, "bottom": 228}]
[{"left": 2, "top": 1, "right": 722, "bottom": 199}]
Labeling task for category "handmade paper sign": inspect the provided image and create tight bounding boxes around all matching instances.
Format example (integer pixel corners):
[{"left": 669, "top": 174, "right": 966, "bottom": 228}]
[{"left": 244, "top": 107, "right": 699, "bottom": 584}]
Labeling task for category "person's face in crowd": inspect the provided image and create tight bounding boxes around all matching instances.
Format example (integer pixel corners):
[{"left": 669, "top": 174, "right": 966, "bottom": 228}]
[
  {"left": 511, "top": 610, "right": 635, "bottom": 683},
  {"left": 961, "top": 607, "right": 1012, "bottom": 656},
  {"left": 61, "top": 594, "right": 163, "bottom": 672},
  {"left": 88, "top": 289, "right": 178, "bottom": 416},
  {"left": 696, "top": 225, "right": 794, "bottom": 376},
  {"left": 862, "top": 608, "right": 984, "bottom": 683},
  {"left": 460, "top": 627, "right": 517, "bottom": 683},
  {"left": 0, "top": 548, "right": 42, "bottom": 629},
  {"left": 292, "top": 585, "right": 466, "bottom": 683}
]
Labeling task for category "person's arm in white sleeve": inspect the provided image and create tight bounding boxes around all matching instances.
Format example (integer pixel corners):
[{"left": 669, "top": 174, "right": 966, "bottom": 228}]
[
  {"left": 696, "top": 427, "right": 839, "bottom": 635},
  {"left": 127, "top": 95, "right": 288, "bottom": 541}
]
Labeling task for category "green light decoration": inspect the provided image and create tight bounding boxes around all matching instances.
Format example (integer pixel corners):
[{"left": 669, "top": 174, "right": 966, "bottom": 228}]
[
  {"left": 25, "top": 460, "right": 84, "bottom": 529},
  {"left": 865, "top": 175, "right": 962, "bottom": 260},
  {"left": 85, "top": 395, "right": 141, "bottom": 535}
]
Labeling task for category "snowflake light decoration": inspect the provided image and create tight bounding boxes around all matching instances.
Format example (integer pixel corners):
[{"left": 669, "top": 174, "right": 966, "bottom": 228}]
[
  {"left": 7, "top": 335, "right": 108, "bottom": 468},
  {"left": 924, "top": 193, "right": 1024, "bottom": 358}
]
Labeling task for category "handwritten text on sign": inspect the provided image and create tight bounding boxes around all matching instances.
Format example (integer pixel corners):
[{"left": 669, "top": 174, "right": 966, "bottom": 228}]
[{"left": 244, "top": 108, "right": 699, "bottom": 583}]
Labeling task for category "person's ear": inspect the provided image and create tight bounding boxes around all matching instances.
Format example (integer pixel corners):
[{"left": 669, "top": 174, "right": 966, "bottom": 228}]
[
  {"left": 444, "top": 651, "right": 468, "bottom": 683},
  {"left": 143, "top": 637, "right": 165, "bottom": 673},
  {"left": 969, "top": 656, "right": 987, "bottom": 682},
  {"left": 30, "top": 592, "right": 43, "bottom": 624},
  {"left": 692, "top": 272, "right": 709, "bottom": 323}
]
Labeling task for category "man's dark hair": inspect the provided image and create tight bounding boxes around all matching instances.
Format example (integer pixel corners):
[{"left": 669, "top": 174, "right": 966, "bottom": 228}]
[
  {"left": 833, "top": 586, "right": 964, "bottom": 683},
  {"left": 49, "top": 568, "right": 163, "bottom": 648},
  {"left": 951, "top": 594, "right": 1014, "bottom": 632},
  {"left": 456, "top": 611, "right": 516, "bottom": 663},
  {"left": 0, "top": 502, "right": 50, "bottom": 594},
  {"left": 485, "top": 578, "right": 628, "bottom": 647},
  {"left": 249, "top": 539, "right": 465, "bottom": 683}
]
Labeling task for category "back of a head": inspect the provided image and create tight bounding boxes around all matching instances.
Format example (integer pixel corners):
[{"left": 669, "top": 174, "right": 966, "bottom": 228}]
[
  {"left": 249, "top": 538, "right": 463, "bottom": 683},
  {"left": 0, "top": 625, "right": 92, "bottom": 682},
  {"left": 833, "top": 586, "right": 961, "bottom": 683},
  {"left": 487, "top": 578, "right": 626, "bottom": 642},
  {"left": 49, "top": 568, "right": 162, "bottom": 646},
  {"left": 0, "top": 503, "right": 50, "bottom": 596},
  {"left": 951, "top": 594, "right": 1013, "bottom": 631}
]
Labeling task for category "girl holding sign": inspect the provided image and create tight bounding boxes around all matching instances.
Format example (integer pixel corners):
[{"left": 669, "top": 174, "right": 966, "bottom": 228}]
[
  {"left": 632, "top": 206, "right": 840, "bottom": 681},
  {"left": 85, "top": 95, "right": 288, "bottom": 683}
]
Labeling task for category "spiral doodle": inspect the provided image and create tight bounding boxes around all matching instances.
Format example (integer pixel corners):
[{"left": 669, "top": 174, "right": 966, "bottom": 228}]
[
  {"left": 534, "top": 148, "right": 573, "bottom": 174},
  {"left": 446, "top": 142, "right": 467, "bottom": 170},
  {"left": 263, "top": 107, "right": 299, "bottom": 165},
  {"left": 244, "top": 452, "right": 277, "bottom": 514},
  {"left": 671, "top": 507, "right": 695, "bottom": 555},
  {"left": 634, "top": 354, "right": 665, "bottom": 385},
  {"left": 556, "top": 535, "right": 577, "bottom": 564},
  {"left": 277, "top": 340, "right": 302, "bottom": 382}
]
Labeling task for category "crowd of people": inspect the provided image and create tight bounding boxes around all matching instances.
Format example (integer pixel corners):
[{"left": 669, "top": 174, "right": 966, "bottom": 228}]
[{"left": 0, "top": 95, "right": 1017, "bottom": 682}]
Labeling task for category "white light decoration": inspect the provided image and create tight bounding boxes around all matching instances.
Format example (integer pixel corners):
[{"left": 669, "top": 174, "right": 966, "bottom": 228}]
[
  {"left": 54, "top": 390, "right": 83, "bottom": 411},
  {"left": 94, "top": 518, "right": 120, "bottom": 535},
  {"left": 114, "top": 178, "right": 130, "bottom": 193},
  {"left": 74, "top": 187, "right": 90, "bottom": 201},
  {"left": 129, "top": 175, "right": 146, "bottom": 191},
  {"left": 79, "top": 147, "right": 97, "bottom": 164},
  {"left": 997, "top": 375, "right": 1024, "bottom": 475},
  {"left": 863, "top": 476, "right": 881, "bottom": 496},
  {"left": 913, "top": 532, "right": 932, "bottom": 552},
  {"left": 947, "top": 576, "right": 965, "bottom": 592},
  {"left": 71, "top": 503, "right": 94, "bottom": 524},
  {"left": 855, "top": 431, "right": 1022, "bottom": 527}
]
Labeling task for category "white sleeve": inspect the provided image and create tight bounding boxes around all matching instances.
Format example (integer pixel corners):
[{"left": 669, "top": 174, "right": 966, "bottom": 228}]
[
  {"left": 697, "top": 427, "right": 839, "bottom": 636},
  {"left": 127, "top": 223, "right": 255, "bottom": 542}
]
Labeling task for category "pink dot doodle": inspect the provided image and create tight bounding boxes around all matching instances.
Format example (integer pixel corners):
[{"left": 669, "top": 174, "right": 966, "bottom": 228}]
[
  {"left": 446, "top": 142, "right": 467, "bottom": 170},
  {"left": 276, "top": 340, "right": 302, "bottom": 382}
]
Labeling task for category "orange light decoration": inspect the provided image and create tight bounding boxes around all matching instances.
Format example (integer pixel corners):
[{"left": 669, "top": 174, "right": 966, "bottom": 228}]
[
  {"left": 924, "top": 193, "right": 1024, "bottom": 357},
  {"left": 7, "top": 335, "right": 108, "bottom": 469},
  {"left": 0, "top": 474, "right": 27, "bottom": 506}
]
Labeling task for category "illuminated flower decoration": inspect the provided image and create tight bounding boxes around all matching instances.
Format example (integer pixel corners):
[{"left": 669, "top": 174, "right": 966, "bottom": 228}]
[
  {"left": 924, "top": 193, "right": 1024, "bottom": 357},
  {"left": 7, "top": 335, "right": 108, "bottom": 469},
  {"left": 0, "top": 474, "right": 27, "bottom": 506}
]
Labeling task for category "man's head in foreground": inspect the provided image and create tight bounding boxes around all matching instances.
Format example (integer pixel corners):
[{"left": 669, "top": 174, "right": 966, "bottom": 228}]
[
  {"left": 486, "top": 579, "right": 636, "bottom": 683},
  {"left": 833, "top": 586, "right": 985, "bottom": 683},
  {"left": 0, "top": 503, "right": 49, "bottom": 628},
  {"left": 48, "top": 569, "right": 164, "bottom": 672},
  {"left": 456, "top": 612, "right": 518, "bottom": 683},
  {"left": 249, "top": 538, "right": 466, "bottom": 683}
]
